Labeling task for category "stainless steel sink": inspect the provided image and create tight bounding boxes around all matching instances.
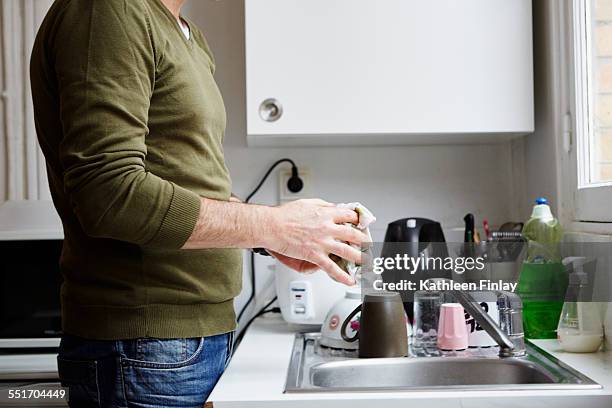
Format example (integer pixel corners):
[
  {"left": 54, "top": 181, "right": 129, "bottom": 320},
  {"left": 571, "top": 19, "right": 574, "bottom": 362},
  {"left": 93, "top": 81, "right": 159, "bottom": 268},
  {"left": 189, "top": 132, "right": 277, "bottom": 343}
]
[
  {"left": 311, "top": 358, "right": 555, "bottom": 388},
  {"left": 284, "top": 333, "right": 601, "bottom": 393}
]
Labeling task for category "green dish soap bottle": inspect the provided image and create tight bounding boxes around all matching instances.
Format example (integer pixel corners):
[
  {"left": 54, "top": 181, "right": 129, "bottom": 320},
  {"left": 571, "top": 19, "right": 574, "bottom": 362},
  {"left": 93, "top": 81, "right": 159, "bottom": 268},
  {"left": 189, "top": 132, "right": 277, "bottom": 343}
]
[{"left": 517, "top": 197, "right": 567, "bottom": 339}]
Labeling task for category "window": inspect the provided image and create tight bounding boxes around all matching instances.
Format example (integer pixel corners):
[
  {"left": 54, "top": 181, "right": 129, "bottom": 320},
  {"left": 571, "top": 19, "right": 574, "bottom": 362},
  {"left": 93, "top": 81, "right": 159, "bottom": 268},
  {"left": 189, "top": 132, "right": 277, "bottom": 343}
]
[
  {"left": 584, "top": 0, "right": 612, "bottom": 184},
  {"left": 0, "top": 0, "right": 53, "bottom": 204},
  {"left": 570, "top": 0, "right": 612, "bottom": 222}
]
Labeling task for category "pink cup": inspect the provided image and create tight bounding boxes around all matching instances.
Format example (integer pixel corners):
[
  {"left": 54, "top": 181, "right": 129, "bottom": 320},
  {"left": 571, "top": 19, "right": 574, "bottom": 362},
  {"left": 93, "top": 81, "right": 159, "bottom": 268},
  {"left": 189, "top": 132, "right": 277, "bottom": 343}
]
[{"left": 437, "top": 303, "right": 469, "bottom": 351}]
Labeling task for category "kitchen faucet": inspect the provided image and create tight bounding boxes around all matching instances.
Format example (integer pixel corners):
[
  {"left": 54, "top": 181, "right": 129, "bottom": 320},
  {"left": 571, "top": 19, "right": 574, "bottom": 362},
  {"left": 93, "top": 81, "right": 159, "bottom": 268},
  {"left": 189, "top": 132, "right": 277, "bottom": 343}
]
[{"left": 450, "top": 290, "right": 526, "bottom": 358}]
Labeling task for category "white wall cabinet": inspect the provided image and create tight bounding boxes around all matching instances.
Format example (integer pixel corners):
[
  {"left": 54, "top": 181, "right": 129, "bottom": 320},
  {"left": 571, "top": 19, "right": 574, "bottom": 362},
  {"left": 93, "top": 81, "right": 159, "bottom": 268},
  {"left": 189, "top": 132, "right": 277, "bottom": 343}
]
[{"left": 245, "top": 0, "right": 534, "bottom": 146}]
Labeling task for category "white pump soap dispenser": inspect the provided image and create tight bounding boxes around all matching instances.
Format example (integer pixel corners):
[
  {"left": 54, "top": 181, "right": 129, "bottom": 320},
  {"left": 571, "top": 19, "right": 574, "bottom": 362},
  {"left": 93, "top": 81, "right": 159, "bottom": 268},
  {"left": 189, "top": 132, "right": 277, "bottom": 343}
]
[{"left": 557, "top": 257, "right": 603, "bottom": 353}]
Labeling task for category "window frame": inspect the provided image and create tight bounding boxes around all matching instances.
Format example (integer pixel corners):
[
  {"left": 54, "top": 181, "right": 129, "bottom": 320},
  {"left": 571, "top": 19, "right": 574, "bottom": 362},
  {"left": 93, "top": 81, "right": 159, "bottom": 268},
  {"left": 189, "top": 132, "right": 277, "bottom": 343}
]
[{"left": 567, "top": 0, "right": 612, "bottom": 223}]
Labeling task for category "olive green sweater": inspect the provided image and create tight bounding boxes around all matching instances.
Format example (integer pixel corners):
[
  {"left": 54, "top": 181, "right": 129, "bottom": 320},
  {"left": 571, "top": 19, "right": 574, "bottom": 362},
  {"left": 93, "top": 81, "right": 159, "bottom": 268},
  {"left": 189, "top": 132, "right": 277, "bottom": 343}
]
[{"left": 30, "top": 0, "right": 242, "bottom": 339}]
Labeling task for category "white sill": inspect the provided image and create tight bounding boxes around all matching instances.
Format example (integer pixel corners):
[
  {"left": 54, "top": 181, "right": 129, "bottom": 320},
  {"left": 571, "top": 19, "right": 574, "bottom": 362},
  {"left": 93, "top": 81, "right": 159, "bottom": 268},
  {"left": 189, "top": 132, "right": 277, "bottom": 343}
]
[{"left": 568, "top": 221, "right": 612, "bottom": 237}]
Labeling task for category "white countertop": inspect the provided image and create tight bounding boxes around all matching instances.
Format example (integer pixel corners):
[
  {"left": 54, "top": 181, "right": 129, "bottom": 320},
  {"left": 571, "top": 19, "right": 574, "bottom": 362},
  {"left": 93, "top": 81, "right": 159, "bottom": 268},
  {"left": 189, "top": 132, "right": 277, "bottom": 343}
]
[{"left": 209, "top": 314, "right": 612, "bottom": 408}]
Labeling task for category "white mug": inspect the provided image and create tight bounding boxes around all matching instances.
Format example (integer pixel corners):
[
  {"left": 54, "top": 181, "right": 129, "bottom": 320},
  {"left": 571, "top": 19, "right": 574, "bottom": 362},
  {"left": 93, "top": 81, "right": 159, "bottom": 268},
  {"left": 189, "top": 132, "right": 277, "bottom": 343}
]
[{"left": 465, "top": 301, "right": 499, "bottom": 347}]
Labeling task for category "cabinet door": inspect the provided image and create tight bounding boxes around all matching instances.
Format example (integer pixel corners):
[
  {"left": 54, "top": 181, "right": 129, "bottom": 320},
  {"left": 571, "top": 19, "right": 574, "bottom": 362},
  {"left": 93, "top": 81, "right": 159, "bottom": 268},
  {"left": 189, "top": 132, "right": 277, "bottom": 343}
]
[{"left": 245, "top": 0, "right": 534, "bottom": 145}]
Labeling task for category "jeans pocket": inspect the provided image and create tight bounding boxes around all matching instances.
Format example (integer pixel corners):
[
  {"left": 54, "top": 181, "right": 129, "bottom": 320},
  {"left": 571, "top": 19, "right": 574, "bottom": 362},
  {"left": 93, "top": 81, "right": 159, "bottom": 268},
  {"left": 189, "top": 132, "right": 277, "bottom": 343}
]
[
  {"left": 57, "top": 357, "right": 100, "bottom": 408},
  {"left": 119, "top": 338, "right": 207, "bottom": 407},
  {"left": 119, "top": 337, "right": 204, "bottom": 369}
]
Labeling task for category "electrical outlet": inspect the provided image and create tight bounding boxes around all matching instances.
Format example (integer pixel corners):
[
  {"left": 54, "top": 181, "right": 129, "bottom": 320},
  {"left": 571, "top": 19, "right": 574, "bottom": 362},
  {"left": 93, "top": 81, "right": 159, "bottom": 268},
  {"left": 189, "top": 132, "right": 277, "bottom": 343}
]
[{"left": 279, "top": 167, "right": 311, "bottom": 203}]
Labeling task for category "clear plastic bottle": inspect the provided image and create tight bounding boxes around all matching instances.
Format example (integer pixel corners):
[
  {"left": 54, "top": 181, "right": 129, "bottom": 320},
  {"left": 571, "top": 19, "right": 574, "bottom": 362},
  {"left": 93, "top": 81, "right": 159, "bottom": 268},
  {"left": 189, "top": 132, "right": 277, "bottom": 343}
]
[
  {"left": 517, "top": 198, "right": 568, "bottom": 339},
  {"left": 557, "top": 257, "right": 603, "bottom": 352}
]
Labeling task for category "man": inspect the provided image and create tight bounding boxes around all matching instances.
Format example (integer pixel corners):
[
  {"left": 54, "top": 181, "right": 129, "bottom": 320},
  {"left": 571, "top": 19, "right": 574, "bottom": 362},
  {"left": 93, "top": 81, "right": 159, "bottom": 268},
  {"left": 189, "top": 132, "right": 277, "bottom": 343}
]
[{"left": 30, "top": 0, "right": 366, "bottom": 406}]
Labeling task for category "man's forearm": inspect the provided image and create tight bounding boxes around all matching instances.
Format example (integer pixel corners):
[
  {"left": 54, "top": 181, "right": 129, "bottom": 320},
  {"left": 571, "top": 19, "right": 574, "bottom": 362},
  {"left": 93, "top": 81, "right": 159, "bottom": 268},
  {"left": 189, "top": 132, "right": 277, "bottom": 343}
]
[{"left": 182, "top": 197, "right": 274, "bottom": 249}]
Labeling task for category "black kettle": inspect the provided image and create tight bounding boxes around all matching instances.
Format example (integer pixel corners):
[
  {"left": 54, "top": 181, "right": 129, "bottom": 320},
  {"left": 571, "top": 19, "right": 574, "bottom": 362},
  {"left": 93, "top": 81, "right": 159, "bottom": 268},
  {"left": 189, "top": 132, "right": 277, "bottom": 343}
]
[{"left": 381, "top": 218, "right": 450, "bottom": 320}]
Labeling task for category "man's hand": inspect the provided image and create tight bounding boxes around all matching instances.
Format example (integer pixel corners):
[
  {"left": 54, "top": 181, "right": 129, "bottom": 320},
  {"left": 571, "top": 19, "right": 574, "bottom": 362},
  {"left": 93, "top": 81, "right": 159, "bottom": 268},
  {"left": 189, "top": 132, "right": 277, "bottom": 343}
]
[
  {"left": 263, "top": 199, "right": 368, "bottom": 285},
  {"left": 268, "top": 250, "right": 319, "bottom": 274}
]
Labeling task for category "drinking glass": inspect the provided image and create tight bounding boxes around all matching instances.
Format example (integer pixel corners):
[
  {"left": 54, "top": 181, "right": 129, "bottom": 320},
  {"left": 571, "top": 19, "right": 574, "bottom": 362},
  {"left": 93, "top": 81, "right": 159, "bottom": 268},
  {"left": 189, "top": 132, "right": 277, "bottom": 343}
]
[{"left": 413, "top": 286, "right": 445, "bottom": 348}]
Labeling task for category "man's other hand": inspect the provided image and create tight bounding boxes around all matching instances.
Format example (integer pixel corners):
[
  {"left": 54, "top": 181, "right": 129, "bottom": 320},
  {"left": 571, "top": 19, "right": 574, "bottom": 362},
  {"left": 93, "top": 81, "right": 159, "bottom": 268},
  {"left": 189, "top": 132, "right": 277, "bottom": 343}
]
[{"left": 264, "top": 199, "right": 368, "bottom": 286}]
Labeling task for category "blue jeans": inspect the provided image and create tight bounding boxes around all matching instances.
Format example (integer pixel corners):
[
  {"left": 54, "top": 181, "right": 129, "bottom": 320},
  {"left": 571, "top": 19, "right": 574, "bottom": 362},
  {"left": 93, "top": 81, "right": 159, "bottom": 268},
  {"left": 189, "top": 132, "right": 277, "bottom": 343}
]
[{"left": 57, "top": 332, "right": 233, "bottom": 407}]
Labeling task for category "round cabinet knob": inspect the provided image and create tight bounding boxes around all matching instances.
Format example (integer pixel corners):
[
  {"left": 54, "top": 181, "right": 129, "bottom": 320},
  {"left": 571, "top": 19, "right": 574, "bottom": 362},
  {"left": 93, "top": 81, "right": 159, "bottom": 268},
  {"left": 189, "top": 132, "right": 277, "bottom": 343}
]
[{"left": 259, "top": 98, "right": 283, "bottom": 122}]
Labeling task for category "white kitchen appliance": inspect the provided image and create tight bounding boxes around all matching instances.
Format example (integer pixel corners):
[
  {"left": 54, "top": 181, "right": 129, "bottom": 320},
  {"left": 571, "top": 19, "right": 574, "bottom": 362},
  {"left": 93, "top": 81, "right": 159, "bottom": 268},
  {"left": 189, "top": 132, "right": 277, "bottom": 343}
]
[
  {"left": 275, "top": 261, "right": 346, "bottom": 325},
  {"left": 319, "top": 287, "right": 362, "bottom": 350}
]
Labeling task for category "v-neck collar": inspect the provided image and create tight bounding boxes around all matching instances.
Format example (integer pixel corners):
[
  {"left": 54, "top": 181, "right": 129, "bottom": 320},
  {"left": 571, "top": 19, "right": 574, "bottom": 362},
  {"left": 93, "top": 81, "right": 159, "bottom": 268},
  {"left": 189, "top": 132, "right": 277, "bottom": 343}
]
[{"left": 153, "top": 0, "right": 194, "bottom": 47}]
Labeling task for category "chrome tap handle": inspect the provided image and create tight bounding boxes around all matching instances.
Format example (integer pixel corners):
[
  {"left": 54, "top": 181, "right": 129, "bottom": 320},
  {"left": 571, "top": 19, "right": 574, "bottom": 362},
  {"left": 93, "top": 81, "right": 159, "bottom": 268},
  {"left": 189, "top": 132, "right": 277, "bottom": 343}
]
[{"left": 497, "top": 291, "right": 526, "bottom": 356}]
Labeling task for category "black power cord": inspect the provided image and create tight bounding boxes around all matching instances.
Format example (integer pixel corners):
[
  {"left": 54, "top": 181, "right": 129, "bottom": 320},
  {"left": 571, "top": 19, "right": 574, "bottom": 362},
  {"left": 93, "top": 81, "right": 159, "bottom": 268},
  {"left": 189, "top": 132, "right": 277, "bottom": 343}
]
[
  {"left": 236, "top": 158, "right": 303, "bottom": 324},
  {"left": 235, "top": 252, "right": 258, "bottom": 324},
  {"left": 245, "top": 158, "right": 302, "bottom": 203},
  {"left": 233, "top": 296, "right": 280, "bottom": 354}
]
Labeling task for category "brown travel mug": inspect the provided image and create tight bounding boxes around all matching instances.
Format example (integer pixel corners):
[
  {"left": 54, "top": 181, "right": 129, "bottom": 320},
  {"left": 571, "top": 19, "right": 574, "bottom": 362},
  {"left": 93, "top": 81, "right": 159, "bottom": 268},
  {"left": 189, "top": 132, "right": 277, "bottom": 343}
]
[{"left": 341, "top": 291, "right": 408, "bottom": 358}]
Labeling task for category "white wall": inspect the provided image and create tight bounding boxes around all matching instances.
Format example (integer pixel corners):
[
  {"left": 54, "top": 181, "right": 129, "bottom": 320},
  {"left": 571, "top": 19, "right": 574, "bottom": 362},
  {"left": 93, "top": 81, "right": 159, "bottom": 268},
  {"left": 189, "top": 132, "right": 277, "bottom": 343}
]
[{"left": 184, "top": 1, "right": 529, "bottom": 317}]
